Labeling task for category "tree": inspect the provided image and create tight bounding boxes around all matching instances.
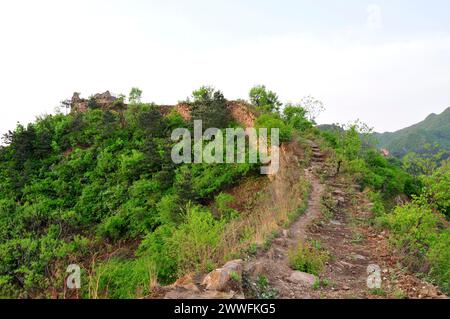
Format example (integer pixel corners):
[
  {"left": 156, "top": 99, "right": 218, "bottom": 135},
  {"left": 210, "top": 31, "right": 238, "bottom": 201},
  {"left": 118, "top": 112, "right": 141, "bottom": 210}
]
[
  {"left": 87, "top": 96, "right": 100, "bottom": 109},
  {"left": 421, "top": 160, "right": 450, "bottom": 219},
  {"left": 129, "top": 87, "right": 143, "bottom": 105},
  {"left": 60, "top": 99, "right": 71, "bottom": 115},
  {"left": 190, "top": 86, "right": 231, "bottom": 129},
  {"left": 191, "top": 86, "right": 215, "bottom": 103},
  {"left": 402, "top": 144, "right": 446, "bottom": 177},
  {"left": 300, "top": 96, "right": 325, "bottom": 123},
  {"left": 283, "top": 104, "right": 313, "bottom": 131},
  {"left": 138, "top": 106, "right": 166, "bottom": 138},
  {"left": 249, "top": 85, "right": 282, "bottom": 113}
]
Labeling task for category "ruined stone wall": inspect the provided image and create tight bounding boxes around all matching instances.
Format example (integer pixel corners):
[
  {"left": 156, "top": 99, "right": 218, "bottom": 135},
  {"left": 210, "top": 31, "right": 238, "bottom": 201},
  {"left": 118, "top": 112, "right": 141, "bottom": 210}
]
[
  {"left": 154, "top": 101, "right": 254, "bottom": 127},
  {"left": 175, "top": 103, "right": 191, "bottom": 121},
  {"left": 226, "top": 101, "right": 255, "bottom": 128},
  {"left": 71, "top": 92, "right": 255, "bottom": 128},
  {"left": 70, "top": 91, "right": 117, "bottom": 113},
  {"left": 70, "top": 93, "right": 89, "bottom": 113}
]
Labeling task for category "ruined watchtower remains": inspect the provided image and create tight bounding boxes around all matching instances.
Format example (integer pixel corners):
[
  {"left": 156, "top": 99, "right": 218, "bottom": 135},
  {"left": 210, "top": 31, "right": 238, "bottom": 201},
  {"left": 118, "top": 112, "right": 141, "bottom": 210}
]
[{"left": 70, "top": 91, "right": 118, "bottom": 113}]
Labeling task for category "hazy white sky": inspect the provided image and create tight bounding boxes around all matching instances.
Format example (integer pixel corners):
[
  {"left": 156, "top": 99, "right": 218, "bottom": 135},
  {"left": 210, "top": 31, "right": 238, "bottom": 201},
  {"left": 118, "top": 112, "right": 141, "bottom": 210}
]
[{"left": 1, "top": 0, "right": 450, "bottom": 135}]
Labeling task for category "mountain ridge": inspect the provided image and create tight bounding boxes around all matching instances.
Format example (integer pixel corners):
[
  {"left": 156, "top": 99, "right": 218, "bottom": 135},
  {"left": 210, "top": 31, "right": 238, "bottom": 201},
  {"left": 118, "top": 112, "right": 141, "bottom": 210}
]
[{"left": 373, "top": 106, "right": 450, "bottom": 157}]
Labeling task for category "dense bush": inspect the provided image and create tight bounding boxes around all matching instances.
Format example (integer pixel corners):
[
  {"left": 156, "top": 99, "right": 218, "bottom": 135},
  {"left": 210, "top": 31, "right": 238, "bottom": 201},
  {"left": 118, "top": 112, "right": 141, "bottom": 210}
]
[
  {"left": 249, "top": 85, "right": 282, "bottom": 113},
  {"left": 87, "top": 255, "right": 157, "bottom": 299},
  {"left": 255, "top": 113, "right": 292, "bottom": 143},
  {"left": 283, "top": 104, "right": 313, "bottom": 132},
  {"left": 379, "top": 199, "right": 449, "bottom": 293},
  {"left": 321, "top": 124, "right": 420, "bottom": 199},
  {"left": 421, "top": 161, "right": 450, "bottom": 219},
  {"left": 321, "top": 122, "right": 449, "bottom": 294},
  {"left": 0, "top": 88, "right": 256, "bottom": 297},
  {"left": 189, "top": 86, "right": 232, "bottom": 129}
]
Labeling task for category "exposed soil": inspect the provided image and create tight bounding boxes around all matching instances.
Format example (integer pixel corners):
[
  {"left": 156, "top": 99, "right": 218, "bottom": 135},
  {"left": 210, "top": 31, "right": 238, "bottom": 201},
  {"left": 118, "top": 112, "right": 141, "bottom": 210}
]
[
  {"left": 159, "top": 141, "right": 447, "bottom": 299},
  {"left": 242, "top": 143, "right": 447, "bottom": 299}
]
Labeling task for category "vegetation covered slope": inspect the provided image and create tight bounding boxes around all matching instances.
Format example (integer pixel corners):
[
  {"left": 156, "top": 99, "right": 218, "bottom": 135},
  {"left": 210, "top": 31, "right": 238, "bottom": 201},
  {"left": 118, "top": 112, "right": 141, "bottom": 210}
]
[
  {"left": 0, "top": 86, "right": 448, "bottom": 298},
  {"left": 318, "top": 122, "right": 449, "bottom": 293},
  {"left": 0, "top": 86, "right": 315, "bottom": 298},
  {"left": 373, "top": 107, "right": 450, "bottom": 157},
  {"left": 0, "top": 88, "right": 255, "bottom": 297}
]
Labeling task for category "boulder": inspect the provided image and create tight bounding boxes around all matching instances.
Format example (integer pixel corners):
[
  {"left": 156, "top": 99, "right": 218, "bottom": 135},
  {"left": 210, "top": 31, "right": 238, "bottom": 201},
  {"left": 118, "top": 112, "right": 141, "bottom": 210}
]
[
  {"left": 202, "top": 260, "right": 243, "bottom": 292},
  {"left": 287, "top": 271, "right": 317, "bottom": 287}
]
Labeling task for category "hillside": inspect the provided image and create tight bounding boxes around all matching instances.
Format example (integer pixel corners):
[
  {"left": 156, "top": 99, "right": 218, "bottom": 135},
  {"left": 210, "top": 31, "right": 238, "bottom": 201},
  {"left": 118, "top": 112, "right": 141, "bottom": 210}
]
[
  {"left": 373, "top": 107, "right": 450, "bottom": 157},
  {"left": 0, "top": 87, "right": 448, "bottom": 299}
]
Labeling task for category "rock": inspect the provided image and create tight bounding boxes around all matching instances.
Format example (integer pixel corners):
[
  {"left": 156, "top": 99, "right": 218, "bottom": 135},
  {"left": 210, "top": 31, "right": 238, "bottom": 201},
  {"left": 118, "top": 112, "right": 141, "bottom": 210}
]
[
  {"left": 202, "top": 260, "right": 243, "bottom": 292},
  {"left": 70, "top": 91, "right": 117, "bottom": 113},
  {"left": 245, "top": 261, "right": 266, "bottom": 279},
  {"left": 332, "top": 190, "right": 345, "bottom": 196},
  {"left": 273, "top": 237, "right": 288, "bottom": 247},
  {"left": 282, "top": 229, "right": 290, "bottom": 238},
  {"left": 71, "top": 92, "right": 89, "bottom": 112},
  {"left": 330, "top": 220, "right": 342, "bottom": 226},
  {"left": 273, "top": 247, "right": 284, "bottom": 259},
  {"left": 336, "top": 196, "right": 346, "bottom": 205},
  {"left": 93, "top": 91, "right": 117, "bottom": 107},
  {"left": 181, "top": 283, "right": 200, "bottom": 293},
  {"left": 287, "top": 271, "right": 317, "bottom": 287},
  {"left": 71, "top": 92, "right": 82, "bottom": 103},
  {"left": 352, "top": 254, "right": 367, "bottom": 261},
  {"left": 339, "top": 261, "right": 355, "bottom": 268},
  {"left": 173, "top": 274, "right": 195, "bottom": 287}
]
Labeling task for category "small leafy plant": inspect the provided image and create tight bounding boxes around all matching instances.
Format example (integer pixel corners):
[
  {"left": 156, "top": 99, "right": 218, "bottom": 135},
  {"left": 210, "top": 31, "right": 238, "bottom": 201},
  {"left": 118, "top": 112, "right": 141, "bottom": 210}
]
[{"left": 288, "top": 241, "right": 329, "bottom": 276}]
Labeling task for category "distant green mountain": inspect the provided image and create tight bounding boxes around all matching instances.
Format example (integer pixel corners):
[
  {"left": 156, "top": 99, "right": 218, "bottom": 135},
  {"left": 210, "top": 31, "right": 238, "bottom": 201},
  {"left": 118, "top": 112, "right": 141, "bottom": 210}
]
[
  {"left": 373, "top": 107, "right": 450, "bottom": 157},
  {"left": 316, "top": 124, "right": 344, "bottom": 133}
]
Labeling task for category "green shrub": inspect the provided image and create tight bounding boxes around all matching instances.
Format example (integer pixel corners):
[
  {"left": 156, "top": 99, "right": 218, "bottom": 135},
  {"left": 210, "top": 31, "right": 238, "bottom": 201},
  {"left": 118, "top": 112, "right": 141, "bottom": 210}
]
[
  {"left": 189, "top": 86, "right": 232, "bottom": 129},
  {"left": 381, "top": 201, "right": 449, "bottom": 293},
  {"left": 422, "top": 161, "right": 450, "bottom": 219},
  {"left": 136, "top": 225, "right": 178, "bottom": 284},
  {"left": 283, "top": 104, "right": 313, "bottom": 131},
  {"left": 428, "top": 229, "right": 450, "bottom": 292},
  {"left": 169, "top": 205, "right": 225, "bottom": 276},
  {"left": 156, "top": 194, "right": 184, "bottom": 225},
  {"left": 87, "top": 256, "right": 157, "bottom": 299},
  {"left": 97, "top": 214, "right": 128, "bottom": 241},
  {"left": 249, "top": 85, "right": 282, "bottom": 113},
  {"left": 368, "top": 191, "right": 385, "bottom": 216},
  {"left": 255, "top": 113, "right": 292, "bottom": 142},
  {"left": 288, "top": 241, "right": 329, "bottom": 275},
  {"left": 214, "top": 193, "right": 238, "bottom": 220},
  {"left": 138, "top": 205, "right": 225, "bottom": 282}
]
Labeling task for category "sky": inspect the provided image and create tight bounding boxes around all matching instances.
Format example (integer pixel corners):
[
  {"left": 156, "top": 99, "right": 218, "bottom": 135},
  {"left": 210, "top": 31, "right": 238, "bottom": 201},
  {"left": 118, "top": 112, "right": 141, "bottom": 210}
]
[{"left": 1, "top": 0, "right": 450, "bottom": 135}]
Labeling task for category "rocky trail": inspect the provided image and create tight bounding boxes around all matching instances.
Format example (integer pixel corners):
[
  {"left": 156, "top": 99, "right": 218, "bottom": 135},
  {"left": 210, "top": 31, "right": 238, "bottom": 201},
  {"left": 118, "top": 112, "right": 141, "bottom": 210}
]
[{"left": 161, "top": 143, "right": 447, "bottom": 300}]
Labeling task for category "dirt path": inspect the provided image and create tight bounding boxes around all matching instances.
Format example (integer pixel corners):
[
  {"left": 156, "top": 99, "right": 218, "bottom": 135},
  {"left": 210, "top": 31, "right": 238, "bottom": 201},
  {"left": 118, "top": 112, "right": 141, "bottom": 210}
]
[
  {"left": 243, "top": 143, "right": 447, "bottom": 299},
  {"left": 161, "top": 142, "right": 446, "bottom": 299},
  {"left": 242, "top": 143, "right": 329, "bottom": 298}
]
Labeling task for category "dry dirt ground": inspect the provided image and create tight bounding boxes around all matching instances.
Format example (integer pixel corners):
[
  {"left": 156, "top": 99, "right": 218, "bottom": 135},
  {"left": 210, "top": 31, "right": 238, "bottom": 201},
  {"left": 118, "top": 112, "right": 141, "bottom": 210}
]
[{"left": 242, "top": 143, "right": 446, "bottom": 299}]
